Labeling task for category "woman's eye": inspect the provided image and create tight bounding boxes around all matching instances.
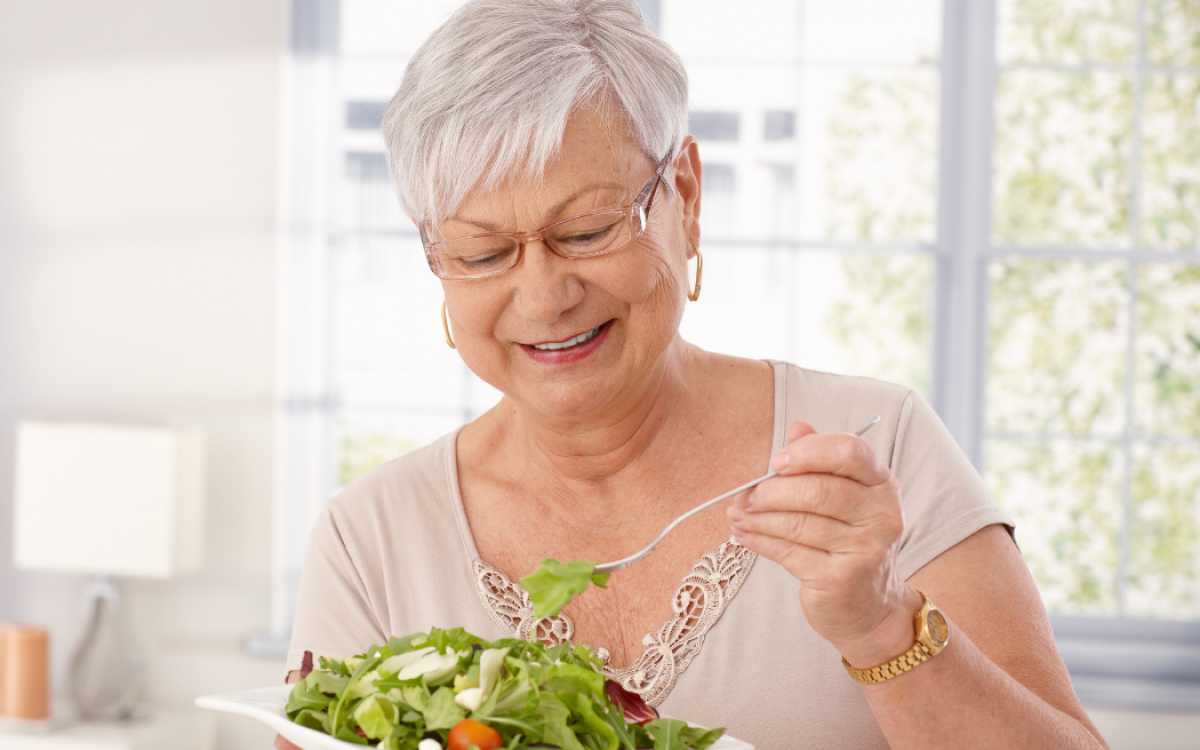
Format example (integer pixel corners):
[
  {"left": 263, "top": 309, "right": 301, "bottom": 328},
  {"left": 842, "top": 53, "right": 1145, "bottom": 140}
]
[
  {"left": 464, "top": 253, "right": 504, "bottom": 268},
  {"left": 442, "top": 242, "right": 516, "bottom": 272},
  {"left": 566, "top": 230, "right": 605, "bottom": 243},
  {"left": 557, "top": 221, "right": 621, "bottom": 247}
]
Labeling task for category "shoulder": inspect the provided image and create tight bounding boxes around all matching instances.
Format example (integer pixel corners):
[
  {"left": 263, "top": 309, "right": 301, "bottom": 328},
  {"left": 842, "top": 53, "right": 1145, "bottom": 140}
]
[{"left": 768, "top": 360, "right": 917, "bottom": 432}]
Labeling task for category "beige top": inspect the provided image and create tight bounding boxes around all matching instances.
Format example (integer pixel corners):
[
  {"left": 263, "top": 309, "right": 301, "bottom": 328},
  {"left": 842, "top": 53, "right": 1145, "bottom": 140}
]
[{"left": 288, "top": 362, "right": 1013, "bottom": 749}]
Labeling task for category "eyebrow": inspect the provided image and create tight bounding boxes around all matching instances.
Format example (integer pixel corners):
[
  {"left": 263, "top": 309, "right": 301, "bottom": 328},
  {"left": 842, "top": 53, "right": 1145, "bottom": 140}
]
[{"left": 446, "top": 181, "right": 634, "bottom": 233}]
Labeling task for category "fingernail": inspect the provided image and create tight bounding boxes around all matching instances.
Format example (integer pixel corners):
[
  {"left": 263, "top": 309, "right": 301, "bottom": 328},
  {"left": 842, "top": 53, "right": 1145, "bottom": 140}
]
[
  {"left": 743, "top": 490, "right": 755, "bottom": 508},
  {"left": 727, "top": 506, "right": 744, "bottom": 524},
  {"left": 772, "top": 452, "right": 790, "bottom": 471}
]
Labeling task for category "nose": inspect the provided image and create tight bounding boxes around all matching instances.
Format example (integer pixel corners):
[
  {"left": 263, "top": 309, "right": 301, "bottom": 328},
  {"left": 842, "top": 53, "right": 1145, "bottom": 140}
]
[{"left": 509, "top": 237, "right": 585, "bottom": 324}]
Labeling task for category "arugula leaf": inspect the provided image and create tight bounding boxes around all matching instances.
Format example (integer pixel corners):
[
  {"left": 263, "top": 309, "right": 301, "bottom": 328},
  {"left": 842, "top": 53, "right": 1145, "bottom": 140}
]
[
  {"left": 559, "top": 693, "right": 619, "bottom": 750},
  {"left": 537, "top": 694, "right": 588, "bottom": 750},
  {"left": 677, "top": 725, "right": 726, "bottom": 749},
  {"left": 643, "top": 718, "right": 725, "bottom": 750},
  {"left": 644, "top": 718, "right": 688, "bottom": 750},
  {"left": 285, "top": 680, "right": 334, "bottom": 715},
  {"left": 519, "top": 559, "right": 611, "bottom": 618}
]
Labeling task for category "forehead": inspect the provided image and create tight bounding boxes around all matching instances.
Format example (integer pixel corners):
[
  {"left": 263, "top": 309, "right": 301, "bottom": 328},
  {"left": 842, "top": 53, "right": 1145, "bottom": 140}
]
[{"left": 445, "top": 102, "right": 652, "bottom": 230}]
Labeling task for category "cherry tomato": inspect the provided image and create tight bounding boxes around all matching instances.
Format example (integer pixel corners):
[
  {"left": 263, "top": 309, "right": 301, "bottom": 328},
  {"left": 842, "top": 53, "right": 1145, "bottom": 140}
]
[{"left": 446, "top": 719, "right": 502, "bottom": 750}]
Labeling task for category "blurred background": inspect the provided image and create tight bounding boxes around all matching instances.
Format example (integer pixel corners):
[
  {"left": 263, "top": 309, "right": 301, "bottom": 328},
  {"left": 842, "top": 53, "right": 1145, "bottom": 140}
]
[{"left": 1, "top": 0, "right": 1198, "bottom": 748}]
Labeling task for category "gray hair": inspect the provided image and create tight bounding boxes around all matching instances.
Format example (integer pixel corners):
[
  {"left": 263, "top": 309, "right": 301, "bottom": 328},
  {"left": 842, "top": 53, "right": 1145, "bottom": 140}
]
[{"left": 382, "top": 0, "right": 689, "bottom": 227}]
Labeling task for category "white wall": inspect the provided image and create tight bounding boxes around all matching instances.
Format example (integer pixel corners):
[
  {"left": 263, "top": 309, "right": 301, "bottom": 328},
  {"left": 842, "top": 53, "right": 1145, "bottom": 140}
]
[{"left": 0, "top": 1, "right": 285, "bottom": 747}]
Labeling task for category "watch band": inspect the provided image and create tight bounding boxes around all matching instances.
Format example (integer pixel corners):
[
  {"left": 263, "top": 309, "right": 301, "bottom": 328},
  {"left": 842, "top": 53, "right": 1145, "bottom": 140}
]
[
  {"left": 841, "top": 641, "right": 933, "bottom": 685},
  {"left": 841, "top": 590, "right": 947, "bottom": 685}
]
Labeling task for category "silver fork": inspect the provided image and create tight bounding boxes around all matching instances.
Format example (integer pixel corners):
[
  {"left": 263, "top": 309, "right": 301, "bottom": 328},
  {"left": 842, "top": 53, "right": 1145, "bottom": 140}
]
[{"left": 593, "top": 415, "right": 882, "bottom": 574}]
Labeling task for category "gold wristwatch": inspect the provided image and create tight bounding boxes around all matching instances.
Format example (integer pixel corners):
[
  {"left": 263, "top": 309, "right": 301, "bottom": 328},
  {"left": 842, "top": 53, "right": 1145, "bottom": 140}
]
[{"left": 842, "top": 590, "right": 948, "bottom": 685}]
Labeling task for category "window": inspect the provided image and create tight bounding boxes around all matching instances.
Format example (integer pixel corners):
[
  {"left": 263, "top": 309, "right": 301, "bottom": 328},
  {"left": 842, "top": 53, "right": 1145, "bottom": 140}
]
[{"left": 272, "top": 0, "right": 1200, "bottom": 706}]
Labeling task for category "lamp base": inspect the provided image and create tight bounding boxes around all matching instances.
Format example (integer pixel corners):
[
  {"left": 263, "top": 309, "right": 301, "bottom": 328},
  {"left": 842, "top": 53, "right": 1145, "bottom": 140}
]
[{"left": 69, "top": 576, "right": 141, "bottom": 720}]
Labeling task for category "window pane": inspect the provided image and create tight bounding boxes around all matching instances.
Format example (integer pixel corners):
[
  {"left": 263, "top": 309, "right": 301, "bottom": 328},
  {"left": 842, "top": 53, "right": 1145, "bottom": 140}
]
[
  {"left": 1129, "top": 443, "right": 1200, "bottom": 619},
  {"left": 993, "top": 71, "right": 1134, "bottom": 247},
  {"left": 1146, "top": 0, "right": 1200, "bottom": 66},
  {"left": 826, "top": 252, "right": 933, "bottom": 394},
  {"left": 662, "top": 0, "right": 801, "bottom": 60},
  {"left": 1136, "top": 262, "right": 1200, "bottom": 438},
  {"left": 335, "top": 409, "right": 476, "bottom": 487},
  {"left": 988, "top": 438, "right": 1123, "bottom": 615},
  {"left": 341, "top": 0, "right": 458, "bottom": 56},
  {"left": 680, "top": 247, "right": 932, "bottom": 394},
  {"left": 799, "top": 69, "right": 939, "bottom": 242},
  {"left": 800, "top": 0, "right": 942, "bottom": 64},
  {"left": 987, "top": 258, "right": 1129, "bottom": 436},
  {"left": 331, "top": 235, "right": 501, "bottom": 416},
  {"left": 1141, "top": 74, "right": 1200, "bottom": 251},
  {"left": 341, "top": 151, "right": 408, "bottom": 230},
  {"left": 997, "top": 0, "right": 1136, "bottom": 64}
]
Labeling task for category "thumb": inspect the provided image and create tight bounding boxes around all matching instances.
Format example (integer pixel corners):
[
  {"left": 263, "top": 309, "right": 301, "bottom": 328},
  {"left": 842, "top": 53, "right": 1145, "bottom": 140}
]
[{"left": 788, "top": 419, "right": 818, "bottom": 443}]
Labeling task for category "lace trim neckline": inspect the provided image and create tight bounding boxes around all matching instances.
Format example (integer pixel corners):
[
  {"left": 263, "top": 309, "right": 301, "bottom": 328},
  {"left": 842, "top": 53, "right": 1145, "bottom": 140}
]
[{"left": 471, "top": 537, "right": 756, "bottom": 707}]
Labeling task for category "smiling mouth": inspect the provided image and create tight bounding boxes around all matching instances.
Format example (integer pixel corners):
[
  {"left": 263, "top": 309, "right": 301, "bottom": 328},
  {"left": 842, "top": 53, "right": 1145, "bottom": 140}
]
[{"left": 530, "top": 324, "right": 605, "bottom": 351}]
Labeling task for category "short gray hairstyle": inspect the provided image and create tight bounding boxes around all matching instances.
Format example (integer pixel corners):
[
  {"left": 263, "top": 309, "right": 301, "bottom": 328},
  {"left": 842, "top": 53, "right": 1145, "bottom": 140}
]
[{"left": 382, "top": 0, "right": 689, "bottom": 227}]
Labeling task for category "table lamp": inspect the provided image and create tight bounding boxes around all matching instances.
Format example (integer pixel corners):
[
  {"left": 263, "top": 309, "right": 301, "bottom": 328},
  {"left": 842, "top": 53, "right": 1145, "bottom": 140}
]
[{"left": 13, "top": 421, "right": 206, "bottom": 720}]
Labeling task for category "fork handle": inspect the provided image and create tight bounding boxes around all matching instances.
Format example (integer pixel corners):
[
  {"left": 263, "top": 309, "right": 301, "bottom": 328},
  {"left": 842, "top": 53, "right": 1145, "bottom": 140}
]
[{"left": 592, "top": 415, "right": 881, "bottom": 574}]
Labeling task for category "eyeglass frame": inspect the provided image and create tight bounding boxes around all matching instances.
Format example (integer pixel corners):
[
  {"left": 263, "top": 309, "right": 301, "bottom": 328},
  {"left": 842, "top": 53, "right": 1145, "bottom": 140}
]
[{"left": 419, "top": 149, "right": 673, "bottom": 280}]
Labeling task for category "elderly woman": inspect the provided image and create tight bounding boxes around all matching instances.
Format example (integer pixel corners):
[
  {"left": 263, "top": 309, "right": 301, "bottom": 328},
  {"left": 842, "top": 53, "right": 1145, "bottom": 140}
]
[{"left": 280, "top": 1, "right": 1108, "bottom": 748}]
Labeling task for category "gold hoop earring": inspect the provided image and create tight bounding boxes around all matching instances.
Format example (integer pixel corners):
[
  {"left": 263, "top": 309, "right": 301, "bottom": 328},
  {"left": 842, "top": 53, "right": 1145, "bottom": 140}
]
[
  {"left": 688, "top": 247, "right": 703, "bottom": 302},
  {"left": 441, "top": 301, "right": 456, "bottom": 349}
]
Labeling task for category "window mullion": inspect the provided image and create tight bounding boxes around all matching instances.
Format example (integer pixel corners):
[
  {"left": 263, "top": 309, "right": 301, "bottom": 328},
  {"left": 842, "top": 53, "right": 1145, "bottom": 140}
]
[
  {"left": 932, "top": 0, "right": 998, "bottom": 470},
  {"left": 1118, "top": 0, "right": 1150, "bottom": 617}
]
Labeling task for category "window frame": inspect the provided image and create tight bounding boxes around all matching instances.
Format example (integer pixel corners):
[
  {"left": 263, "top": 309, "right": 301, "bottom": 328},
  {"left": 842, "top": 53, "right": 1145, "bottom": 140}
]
[
  {"left": 938, "top": 0, "right": 1200, "bottom": 707},
  {"left": 259, "top": 0, "right": 1200, "bottom": 708}
]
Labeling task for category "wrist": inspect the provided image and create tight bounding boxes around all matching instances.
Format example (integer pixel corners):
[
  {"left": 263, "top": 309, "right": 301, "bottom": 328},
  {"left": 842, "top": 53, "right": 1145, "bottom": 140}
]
[{"left": 837, "top": 586, "right": 925, "bottom": 670}]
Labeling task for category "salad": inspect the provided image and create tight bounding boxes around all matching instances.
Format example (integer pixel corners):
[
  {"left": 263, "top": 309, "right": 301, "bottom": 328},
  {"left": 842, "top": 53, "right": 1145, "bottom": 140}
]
[{"left": 286, "top": 627, "right": 725, "bottom": 750}]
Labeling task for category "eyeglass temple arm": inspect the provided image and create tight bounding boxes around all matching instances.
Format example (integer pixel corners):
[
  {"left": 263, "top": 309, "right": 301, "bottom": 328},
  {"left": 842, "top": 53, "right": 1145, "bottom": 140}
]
[{"left": 633, "top": 149, "right": 674, "bottom": 221}]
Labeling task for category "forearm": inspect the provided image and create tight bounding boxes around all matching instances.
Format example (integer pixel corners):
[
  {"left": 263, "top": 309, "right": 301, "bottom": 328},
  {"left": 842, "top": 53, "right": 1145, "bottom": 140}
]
[{"left": 861, "top": 621, "right": 1107, "bottom": 750}]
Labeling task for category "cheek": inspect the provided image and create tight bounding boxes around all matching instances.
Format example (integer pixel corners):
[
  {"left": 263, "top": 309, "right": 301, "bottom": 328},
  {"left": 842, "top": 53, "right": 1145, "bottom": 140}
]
[
  {"left": 443, "top": 282, "right": 507, "bottom": 341},
  {"left": 614, "top": 239, "right": 687, "bottom": 314}
]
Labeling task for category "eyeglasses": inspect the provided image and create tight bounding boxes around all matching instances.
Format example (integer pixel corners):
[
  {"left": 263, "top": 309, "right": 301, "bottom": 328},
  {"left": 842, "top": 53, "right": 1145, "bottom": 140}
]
[{"left": 420, "top": 150, "right": 672, "bottom": 280}]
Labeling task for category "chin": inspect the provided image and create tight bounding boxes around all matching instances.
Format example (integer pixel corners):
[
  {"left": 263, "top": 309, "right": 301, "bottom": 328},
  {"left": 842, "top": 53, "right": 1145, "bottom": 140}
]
[{"left": 521, "top": 376, "right": 625, "bottom": 421}]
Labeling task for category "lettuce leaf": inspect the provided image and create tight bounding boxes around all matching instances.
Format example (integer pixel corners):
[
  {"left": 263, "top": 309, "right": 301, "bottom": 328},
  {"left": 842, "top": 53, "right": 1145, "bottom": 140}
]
[
  {"left": 421, "top": 686, "right": 466, "bottom": 730},
  {"left": 519, "top": 559, "right": 610, "bottom": 618}
]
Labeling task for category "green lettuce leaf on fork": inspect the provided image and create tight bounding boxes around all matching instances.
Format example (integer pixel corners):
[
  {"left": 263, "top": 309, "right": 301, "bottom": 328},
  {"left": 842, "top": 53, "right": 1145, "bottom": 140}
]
[{"left": 519, "top": 559, "right": 612, "bottom": 618}]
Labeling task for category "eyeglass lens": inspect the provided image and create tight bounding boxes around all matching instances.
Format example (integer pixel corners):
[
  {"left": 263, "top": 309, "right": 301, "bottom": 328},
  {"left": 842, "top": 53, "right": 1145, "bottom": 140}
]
[{"left": 434, "top": 209, "right": 638, "bottom": 279}]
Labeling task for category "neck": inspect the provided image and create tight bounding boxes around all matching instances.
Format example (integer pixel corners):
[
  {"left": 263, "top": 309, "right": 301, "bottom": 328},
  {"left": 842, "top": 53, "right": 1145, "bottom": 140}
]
[{"left": 498, "top": 337, "right": 703, "bottom": 490}]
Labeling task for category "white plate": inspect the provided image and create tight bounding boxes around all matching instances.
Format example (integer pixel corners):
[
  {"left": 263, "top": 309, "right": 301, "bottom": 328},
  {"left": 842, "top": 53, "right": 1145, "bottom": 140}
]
[{"left": 197, "top": 685, "right": 754, "bottom": 750}]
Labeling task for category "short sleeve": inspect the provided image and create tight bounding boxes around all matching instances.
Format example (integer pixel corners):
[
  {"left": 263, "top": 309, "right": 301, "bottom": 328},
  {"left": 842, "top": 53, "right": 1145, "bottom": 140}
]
[
  {"left": 891, "top": 390, "right": 1015, "bottom": 581},
  {"left": 285, "top": 502, "right": 388, "bottom": 676}
]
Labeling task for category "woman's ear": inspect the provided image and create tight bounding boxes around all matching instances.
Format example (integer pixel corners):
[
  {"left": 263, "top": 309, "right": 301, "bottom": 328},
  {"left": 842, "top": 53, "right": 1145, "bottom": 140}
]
[{"left": 672, "top": 135, "right": 702, "bottom": 256}]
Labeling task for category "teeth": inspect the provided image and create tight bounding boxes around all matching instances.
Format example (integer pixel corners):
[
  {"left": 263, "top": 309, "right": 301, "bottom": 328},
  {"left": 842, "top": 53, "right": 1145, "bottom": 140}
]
[{"left": 532, "top": 326, "right": 602, "bottom": 351}]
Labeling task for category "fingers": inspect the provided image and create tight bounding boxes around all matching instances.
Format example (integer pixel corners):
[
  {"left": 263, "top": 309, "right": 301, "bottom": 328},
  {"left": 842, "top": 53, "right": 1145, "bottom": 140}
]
[
  {"left": 737, "top": 471, "right": 899, "bottom": 528},
  {"left": 728, "top": 505, "right": 858, "bottom": 552},
  {"left": 729, "top": 525, "right": 831, "bottom": 574},
  {"left": 772, "top": 421, "right": 889, "bottom": 487},
  {"left": 276, "top": 735, "right": 302, "bottom": 750},
  {"left": 788, "top": 418, "right": 818, "bottom": 443}
]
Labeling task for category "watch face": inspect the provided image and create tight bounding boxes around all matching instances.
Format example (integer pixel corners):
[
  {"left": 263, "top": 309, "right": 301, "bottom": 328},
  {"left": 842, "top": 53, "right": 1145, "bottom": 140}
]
[{"left": 927, "top": 610, "right": 948, "bottom": 645}]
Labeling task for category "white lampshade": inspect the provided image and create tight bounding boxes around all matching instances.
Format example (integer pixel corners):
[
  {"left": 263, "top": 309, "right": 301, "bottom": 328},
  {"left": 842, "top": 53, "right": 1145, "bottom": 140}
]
[{"left": 14, "top": 421, "right": 206, "bottom": 579}]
